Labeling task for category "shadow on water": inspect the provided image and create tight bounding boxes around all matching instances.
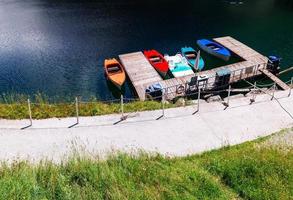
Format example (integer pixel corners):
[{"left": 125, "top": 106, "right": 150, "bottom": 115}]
[{"left": 105, "top": 78, "right": 126, "bottom": 100}]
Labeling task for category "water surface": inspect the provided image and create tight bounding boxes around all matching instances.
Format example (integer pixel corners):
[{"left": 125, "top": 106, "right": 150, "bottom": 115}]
[{"left": 0, "top": 0, "right": 292, "bottom": 101}]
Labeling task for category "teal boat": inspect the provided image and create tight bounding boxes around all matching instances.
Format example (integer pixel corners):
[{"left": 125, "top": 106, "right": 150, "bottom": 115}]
[
  {"left": 181, "top": 47, "right": 205, "bottom": 71},
  {"left": 164, "top": 54, "right": 194, "bottom": 77}
]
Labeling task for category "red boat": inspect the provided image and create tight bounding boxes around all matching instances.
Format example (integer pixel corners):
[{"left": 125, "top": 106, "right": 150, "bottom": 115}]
[{"left": 144, "top": 50, "right": 169, "bottom": 77}]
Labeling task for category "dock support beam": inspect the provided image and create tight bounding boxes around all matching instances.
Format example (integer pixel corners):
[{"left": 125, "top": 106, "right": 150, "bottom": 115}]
[
  {"left": 27, "top": 99, "right": 32, "bottom": 127},
  {"left": 75, "top": 97, "right": 79, "bottom": 125}
]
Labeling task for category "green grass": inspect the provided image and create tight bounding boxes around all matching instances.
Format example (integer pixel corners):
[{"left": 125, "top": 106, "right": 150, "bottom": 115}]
[
  {"left": 0, "top": 93, "right": 177, "bottom": 120},
  {"left": 0, "top": 129, "right": 292, "bottom": 200},
  {"left": 0, "top": 101, "right": 175, "bottom": 120}
]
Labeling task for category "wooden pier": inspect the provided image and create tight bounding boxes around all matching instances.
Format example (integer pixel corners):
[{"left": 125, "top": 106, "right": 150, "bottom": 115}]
[
  {"left": 259, "top": 69, "right": 290, "bottom": 90},
  {"left": 119, "top": 36, "right": 290, "bottom": 101},
  {"left": 119, "top": 52, "right": 163, "bottom": 100}
]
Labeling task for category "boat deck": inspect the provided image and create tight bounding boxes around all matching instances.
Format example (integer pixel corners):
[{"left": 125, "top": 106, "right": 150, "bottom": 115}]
[{"left": 119, "top": 36, "right": 289, "bottom": 101}]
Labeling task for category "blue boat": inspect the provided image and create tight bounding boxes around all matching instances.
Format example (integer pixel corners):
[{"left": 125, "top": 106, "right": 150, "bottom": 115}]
[
  {"left": 181, "top": 47, "right": 205, "bottom": 71},
  {"left": 197, "top": 39, "right": 231, "bottom": 61}
]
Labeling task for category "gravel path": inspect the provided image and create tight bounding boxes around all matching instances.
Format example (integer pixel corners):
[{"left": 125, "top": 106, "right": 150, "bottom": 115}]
[{"left": 0, "top": 90, "right": 292, "bottom": 163}]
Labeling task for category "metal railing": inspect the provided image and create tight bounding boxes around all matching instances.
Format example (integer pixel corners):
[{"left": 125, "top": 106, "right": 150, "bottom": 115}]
[{"left": 2, "top": 76, "right": 292, "bottom": 130}]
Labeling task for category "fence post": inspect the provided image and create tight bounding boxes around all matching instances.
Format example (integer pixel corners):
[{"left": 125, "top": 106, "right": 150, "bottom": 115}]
[
  {"left": 271, "top": 83, "right": 276, "bottom": 100},
  {"left": 120, "top": 94, "right": 124, "bottom": 119},
  {"left": 75, "top": 97, "right": 79, "bottom": 124},
  {"left": 289, "top": 77, "right": 292, "bottom": 97},
  {"left": 27, "top": 99, "right": 32, "bottom": 126},
  {"left": 227, "top": 85, "right": 231, "bottom": 107},
  {"left": 250, "top": 82, "right": 256, "bottom": 104},
  {"left": 161, "top": 93, "right": 165, "bottom": 117},
  {"left": 197, "top": 88, "right": 201, "bottom": 112}
]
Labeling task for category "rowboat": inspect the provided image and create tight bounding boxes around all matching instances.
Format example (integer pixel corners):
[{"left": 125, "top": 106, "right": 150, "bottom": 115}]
[
  {"left": 181, "top": 46, "right": 205, "bottom": 71},
  {"left": 104, "top": 58, "right": 126, "bottom": 89},
  {"left": 197, "top": 39, "right": 231, "bottom": 61},
  {"left": 164, "top": 54, "right": 194, "bottom": 77},
  {"left": 144, "top": 50, "right": 169, "bottom": 77}
]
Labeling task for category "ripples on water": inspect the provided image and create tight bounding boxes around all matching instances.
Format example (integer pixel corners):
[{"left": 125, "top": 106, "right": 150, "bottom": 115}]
[{"left": 0, "top": 0, "right": 292, "bottom": 102}]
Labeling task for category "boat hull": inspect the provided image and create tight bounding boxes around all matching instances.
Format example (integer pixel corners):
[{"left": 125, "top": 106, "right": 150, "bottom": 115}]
[
  {"left": 144, "top": 50, "right": 169, "bottom": 78},
  {"left": 181, "top": 47, "right": 205, "bottom": 71},
  {"left": 104, "top": 59, "right": 126, "bottom": 89}
]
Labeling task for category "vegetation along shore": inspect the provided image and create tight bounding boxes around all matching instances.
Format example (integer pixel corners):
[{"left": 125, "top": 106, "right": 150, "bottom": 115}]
[{"left": 0, "top": 128, "right": 292, "bottom": 199}]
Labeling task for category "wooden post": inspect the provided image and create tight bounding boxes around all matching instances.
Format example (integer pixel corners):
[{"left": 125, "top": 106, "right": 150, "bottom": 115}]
[
  {"left": 27, "top": 99, "right": 32, "bottom": 126},
  {"left": 271, "top": 83, "right": 276, "bottom": 100},
  {"left": 227, "top": 85, "right": 231, "bottom": 106},
  {"left": 121, "top": 94, "right": 124, "bottom": 118},
  {"left": 289, "top": 77, "right": 292, "bottom": 97},
  {"left": 75, "top": 97, "right": 79, "bottom": 124}
]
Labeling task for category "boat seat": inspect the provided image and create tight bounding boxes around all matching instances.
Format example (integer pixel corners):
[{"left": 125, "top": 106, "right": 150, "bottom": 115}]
[
  {"left": 108, "top": 66, "right": 121, "bottom": 73},
  {"left": 150, "top": 57, "right": 161, "bottom": 62},
  {"left": 186, "top": 54, "right": 196, "bottom": 59}
]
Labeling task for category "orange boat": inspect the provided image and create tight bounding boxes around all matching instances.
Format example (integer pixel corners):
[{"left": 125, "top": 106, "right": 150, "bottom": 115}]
[{"left": 104, "top": 58, "right": 126, "bottom": 89}]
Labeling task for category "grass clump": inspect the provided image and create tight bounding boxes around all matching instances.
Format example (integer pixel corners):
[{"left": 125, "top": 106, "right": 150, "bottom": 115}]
[
  {"left": 0, "top": 154, "right": 234, "bottom": 200},
  {"left": 194, "top": 129, "right": 293, "bottom": 200}
]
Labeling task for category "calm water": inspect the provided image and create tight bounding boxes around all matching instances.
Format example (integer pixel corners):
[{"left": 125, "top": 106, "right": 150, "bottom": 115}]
[{"left": 0, "top": 0, "right": 292, "bottom": 101}]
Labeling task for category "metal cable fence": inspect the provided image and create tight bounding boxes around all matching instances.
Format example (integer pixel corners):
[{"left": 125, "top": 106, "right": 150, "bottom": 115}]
[{"left": 1, "top": 76, "right": 292, "bottom": 129}]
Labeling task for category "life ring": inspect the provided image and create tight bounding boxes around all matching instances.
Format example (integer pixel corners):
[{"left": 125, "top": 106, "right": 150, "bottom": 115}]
[{"left": 176, "top": 85, "right": 185, "bottom": 95}]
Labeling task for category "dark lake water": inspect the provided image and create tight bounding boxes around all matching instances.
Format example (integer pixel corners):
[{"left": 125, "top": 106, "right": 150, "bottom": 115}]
[{"left": 0, "top": 0, "right": 292, "bottom": 102}]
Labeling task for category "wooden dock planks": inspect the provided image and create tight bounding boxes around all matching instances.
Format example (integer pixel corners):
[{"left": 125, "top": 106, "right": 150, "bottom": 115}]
[
  {"left": 119, "top": 52, "right": 163, "bottom": 100},
  {"left": 259, "top": 69, "right": 290, "bottom": 90},
  {"left": 119, "top": 37, "right": 289, "bottom": 101}
]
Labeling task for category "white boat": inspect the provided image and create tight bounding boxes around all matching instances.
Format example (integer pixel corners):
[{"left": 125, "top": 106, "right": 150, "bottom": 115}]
[{"left": 164, "top": 54, "right": 194, "bottom": 77}]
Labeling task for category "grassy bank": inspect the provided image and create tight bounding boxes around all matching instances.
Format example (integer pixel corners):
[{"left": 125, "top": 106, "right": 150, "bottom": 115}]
[
  {"left": 0, "top": 129, "right": 292, "bottom": 199},
  {"left": 0, "top": 101, "right": 175, "bottom": 120}
]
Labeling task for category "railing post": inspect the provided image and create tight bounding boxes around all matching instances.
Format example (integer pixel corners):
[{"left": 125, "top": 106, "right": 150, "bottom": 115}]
[
  {"left": 75, "top": 97, "right": 79, "bottom": 124},
  {"left": 271, "top": 83, "right": 276, "bottom": 100},
  {"left": 289, "top": 77, "right": 292, "bottom": 97},
  {"left": 227, "top": 85, "right": 231, "bottom": 107},
  {"left": 197, "top": 88, "right": 201, "bottom": 112},
  {"left": 27, "top": 99, "right": 32, "bottom": 126},
  {"left": 161, "top": 94, "right": 165, "bottom": 117},
  {"left": 250, "top": 82, "right": 256, "bottom": 104},
  {"left": 120, "top": 94, "right": 124, "bottom": 119}
]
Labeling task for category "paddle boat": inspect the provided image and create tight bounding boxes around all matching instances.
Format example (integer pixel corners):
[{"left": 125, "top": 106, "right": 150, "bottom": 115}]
[
  {"left": 181, "top": 47, "right": 205, "bottom": 71},
  {"left": 144, "top": 50, "right": 169, "bottom": 77},
  {"left": 164, "top": 54, "right": 194, "bottom": 77},
  {"left": 104, "top": 58, "right": 126, "bottom": 89},
  {"left": 197, "top": 39, "right": 231, "bottom": 61}
]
